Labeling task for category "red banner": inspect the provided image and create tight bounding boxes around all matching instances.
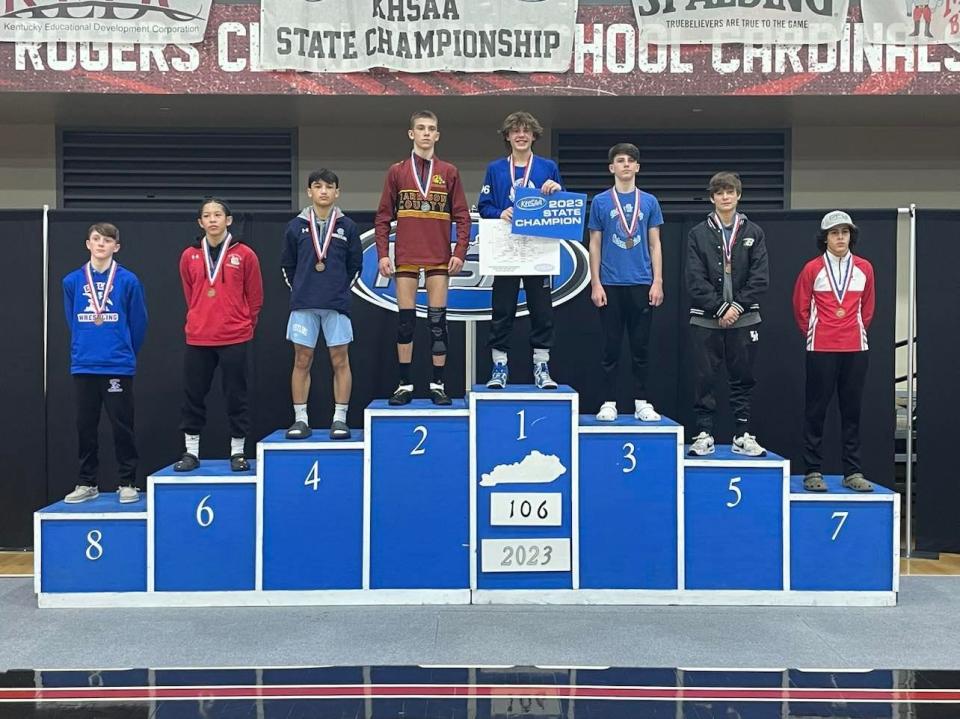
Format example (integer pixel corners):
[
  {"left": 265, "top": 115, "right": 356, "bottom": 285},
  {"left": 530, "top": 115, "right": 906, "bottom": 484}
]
[{"left": 2, "top": 3, "right": 960, "bottom": 95}]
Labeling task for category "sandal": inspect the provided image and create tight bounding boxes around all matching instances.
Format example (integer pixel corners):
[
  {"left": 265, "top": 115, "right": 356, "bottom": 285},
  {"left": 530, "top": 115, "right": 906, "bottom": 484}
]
[
  {"left": 803, "top": 472, "right": 827, "bottom": 492},
  {"left": 285, "top": 421, "right": 312, "bottom": 440},
  {"left": 843, "top": 472, "right": 873, "bottom": 492}
]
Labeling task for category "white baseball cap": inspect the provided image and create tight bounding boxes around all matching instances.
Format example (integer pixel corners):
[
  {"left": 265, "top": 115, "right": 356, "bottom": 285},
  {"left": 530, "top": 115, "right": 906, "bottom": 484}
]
[{"left": 821, "top": 210, "right": 857, "bottom": 232}]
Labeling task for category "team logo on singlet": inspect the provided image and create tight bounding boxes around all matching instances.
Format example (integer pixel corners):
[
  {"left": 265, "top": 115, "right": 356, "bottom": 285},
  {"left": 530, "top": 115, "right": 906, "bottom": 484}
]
[{"left": 352, "top": 212, "right": 589, "bottom": 321}]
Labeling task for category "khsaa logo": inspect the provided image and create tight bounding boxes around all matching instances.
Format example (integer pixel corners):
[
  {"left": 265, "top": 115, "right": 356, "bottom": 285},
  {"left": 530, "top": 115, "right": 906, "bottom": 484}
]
[
  {"left": 515, "top": 196, "right": 547, "bottom": 212},
  {"left": 352, "top": 212, "right": 589, "bottom": 321}
]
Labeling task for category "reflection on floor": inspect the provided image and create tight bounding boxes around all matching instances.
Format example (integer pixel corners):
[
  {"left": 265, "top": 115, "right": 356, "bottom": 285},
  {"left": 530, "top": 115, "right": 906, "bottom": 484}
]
[{"left": 1, "top": 665, "right": 959, "bottom": 718}]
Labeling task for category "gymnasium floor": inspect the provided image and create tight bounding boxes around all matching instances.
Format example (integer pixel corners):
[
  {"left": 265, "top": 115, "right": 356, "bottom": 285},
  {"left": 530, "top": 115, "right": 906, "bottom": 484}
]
[{"left": 3, "top": 553, "right": 959, "bottom": 717}]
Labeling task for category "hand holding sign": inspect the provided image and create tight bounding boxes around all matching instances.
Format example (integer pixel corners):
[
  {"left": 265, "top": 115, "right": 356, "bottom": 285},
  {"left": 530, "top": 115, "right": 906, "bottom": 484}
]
[{"left": 511, "top": 187, "right": 587, "bottom": 241}]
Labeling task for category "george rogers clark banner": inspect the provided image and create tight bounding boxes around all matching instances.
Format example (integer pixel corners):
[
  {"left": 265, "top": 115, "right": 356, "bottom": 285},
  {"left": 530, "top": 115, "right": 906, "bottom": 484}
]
[
  {"left": 259, "top": 0, "right": 578, "bottom": 73},
  {"left": 6, "top": 4, "right": 960, "bottom": 95}
]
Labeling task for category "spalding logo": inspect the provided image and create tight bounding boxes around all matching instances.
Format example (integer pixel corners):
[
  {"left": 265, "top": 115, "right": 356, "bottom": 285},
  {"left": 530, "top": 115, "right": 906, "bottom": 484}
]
[
  {"left": 515, "top": 196, "right": 547, "bottom": 212},
  {"left": 352, "top": 213, "right": 589, "bottom": 321}
]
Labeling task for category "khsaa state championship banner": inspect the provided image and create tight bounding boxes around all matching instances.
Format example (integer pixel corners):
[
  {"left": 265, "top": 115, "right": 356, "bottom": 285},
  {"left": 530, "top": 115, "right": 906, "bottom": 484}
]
[
  {"left": 0, "top": 0, "right": 213, "bottom": 43},
  {"left": 259, "top": 0, "right": 579, "bottom": 73},
  {"left": 631, "top": 0, "right": 850, "bottom": 46},
  {"left": 862, "top": 0, "right": 960, "bottom": 46}
]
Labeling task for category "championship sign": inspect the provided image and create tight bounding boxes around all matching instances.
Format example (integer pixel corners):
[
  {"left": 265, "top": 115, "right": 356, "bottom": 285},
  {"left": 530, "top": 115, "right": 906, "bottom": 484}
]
[
  {"left": 259, "top": 0, "right": 578, "bottom": 73},
  {"left": 510, "top": 188, "right": 587, "bottom": 241}
]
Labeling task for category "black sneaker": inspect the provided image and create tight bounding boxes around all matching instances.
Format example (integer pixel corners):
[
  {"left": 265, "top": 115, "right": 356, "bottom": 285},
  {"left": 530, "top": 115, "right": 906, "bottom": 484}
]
[
  {"left": 285, "top": 420, "right": 312, "bottom": 440},
  {"left": 429, "top": 382, "right": 452, "bottom": 406},
  {"left": 173, "top": 453, "right": 199, "bottom": 472},
  {"left": 329, "top": 420, "right": 351, "bottom": 440},
  {"left": 388, "top": 383, "right": 414, "bottom": 406},
  {"left": 230, "top": 454, "right": 250, "bottom": 472}
]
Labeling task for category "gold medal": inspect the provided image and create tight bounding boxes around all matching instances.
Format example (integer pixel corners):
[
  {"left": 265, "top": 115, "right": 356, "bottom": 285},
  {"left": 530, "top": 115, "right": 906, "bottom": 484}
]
[
  {"left": 836, "top": 308, "right": 846, "bottom": 318},
  {"left": 624, "top": 239, "right": 634, "bottom": 250},
  {"left": 207, "top": 288, "right": 216, "bottom": 298},
  {"left": 315, "top": 261, "right": 325, "bottom": 272},
  {"left": 93, "top": 315, "right": 104, "bottom": 326},
  {"left": 724, "top": 262, "right": 732, "bottom": 273}
]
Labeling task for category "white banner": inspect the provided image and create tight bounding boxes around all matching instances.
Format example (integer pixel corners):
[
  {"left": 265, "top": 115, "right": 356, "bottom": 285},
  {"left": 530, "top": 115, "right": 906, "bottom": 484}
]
[
  {"left": 632, "top": 0, "right": 850, "bottom": 46},
  {"left": 259, "top": 0, "right": 578, "bottom": 73},
  {"left": 862, "top": 0, "right": 960, "bottom": 45},
  {"left": 0, "top": 0, "right": 213, "bottom": 43}
]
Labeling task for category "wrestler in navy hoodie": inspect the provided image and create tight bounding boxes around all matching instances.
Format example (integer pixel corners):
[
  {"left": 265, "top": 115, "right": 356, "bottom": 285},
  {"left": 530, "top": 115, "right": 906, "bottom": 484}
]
[{"left": 281, "top": 207, "right": 363, "bottom": 315}]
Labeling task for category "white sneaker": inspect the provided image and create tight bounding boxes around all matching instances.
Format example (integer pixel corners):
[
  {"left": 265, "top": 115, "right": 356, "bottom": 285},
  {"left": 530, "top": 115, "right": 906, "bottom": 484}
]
[
  {"left": 65, "top": 485, "right": 99, "bottom": 503},
  {"left": 687, "top": 432, "right": 715, "bottom": 456},
  {"left": 634, "top": 401, "right": 661, "bottom": 422},
  {"left": 732, "top": 432, "right": 767, "bottom": 457},
  {"left": 117, "top": 486, "right": 141, "bottom": 504},
  {"left": 533, "top": 362, "right": 558, "bottom": 390},
  {"left": 596, "top": 402, "right": 618, "bottom": 421}
]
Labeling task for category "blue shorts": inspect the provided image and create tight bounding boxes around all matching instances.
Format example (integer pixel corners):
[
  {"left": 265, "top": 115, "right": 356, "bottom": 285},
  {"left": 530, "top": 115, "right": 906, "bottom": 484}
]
[{"left": 286, "top": 309, "right": 353, "bottom": 348}]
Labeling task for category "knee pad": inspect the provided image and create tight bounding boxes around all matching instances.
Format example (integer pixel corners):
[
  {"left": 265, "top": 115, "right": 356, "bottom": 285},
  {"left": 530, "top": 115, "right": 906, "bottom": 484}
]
[
  {"left": 397, "top": 309, "right": 416, "bottom": 345},
  {"left": 428, "top": 306, "right": 448, "bottom": 356}
]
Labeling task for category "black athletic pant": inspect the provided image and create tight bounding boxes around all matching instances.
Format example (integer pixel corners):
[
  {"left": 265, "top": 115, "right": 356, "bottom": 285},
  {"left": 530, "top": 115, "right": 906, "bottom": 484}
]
[
  {"left": 488, "top": 275, "right": 554, "bottom": 353},
  {"left": 692, "top": 324, "right": 759, "bottom": 436},
  {"left": 179, "top": 342, "right": 250, "bottom": 439},
  {"left": 803, "top": 350, "right": 869, "bottom": 476},
  {"left": 75, "top": 374, "right": 137, "bottom": 488},
  {"left": 599, "top": 284, "right": 653, "bottom": 401}
]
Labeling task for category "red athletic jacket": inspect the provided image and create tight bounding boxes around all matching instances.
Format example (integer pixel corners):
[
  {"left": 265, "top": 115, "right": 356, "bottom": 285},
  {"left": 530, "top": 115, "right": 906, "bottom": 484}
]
[
  {"left": 179, "top": 239, "right": 263, "bottom": 346},
  {"left": 793, "top": 252, "right": 875, "bottom": 352},
  {"left": 374, "top": 154, "right": 471, "bottom": 266}
]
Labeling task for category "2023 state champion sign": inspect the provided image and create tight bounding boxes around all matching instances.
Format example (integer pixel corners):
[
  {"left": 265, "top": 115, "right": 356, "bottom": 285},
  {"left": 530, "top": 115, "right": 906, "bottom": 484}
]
[{"left": 259, "top": 0, "right": 578, "bottom": 72}]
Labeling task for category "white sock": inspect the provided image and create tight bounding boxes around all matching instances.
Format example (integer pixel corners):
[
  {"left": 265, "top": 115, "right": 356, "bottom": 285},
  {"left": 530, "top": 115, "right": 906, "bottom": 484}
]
[
  {"left": 635, "top": 399, "right": 650, "bottom": 410},
  {"left": 231, "top": 437, "right": 245, "bottom": 456},
  {"left": 333, "top": 403, "right": 348, "bottom": 424},
  {"left": 602, "top": 401, "right": 617, "bottom": 408},
  {"left": 533, "top": 348, "right": 550, "bottom": 364},
  {"left": 492, "top": 349, "right": 507, "bottom": 365},
  {"left": 185, "top": 434, "right": 199, "bottom": 457},
  {"left": 294, "top": 403, "right": 308, "bottom": 424}
]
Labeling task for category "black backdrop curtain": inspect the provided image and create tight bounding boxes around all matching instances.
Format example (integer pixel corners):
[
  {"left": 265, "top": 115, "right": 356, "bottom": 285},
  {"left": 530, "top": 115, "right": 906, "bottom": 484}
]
[
  {"left": 0, "top": 208, "right": 899, "bottom": 548},
  {"left": 915, "top": 211, "right": 960, "bottom": 554}
]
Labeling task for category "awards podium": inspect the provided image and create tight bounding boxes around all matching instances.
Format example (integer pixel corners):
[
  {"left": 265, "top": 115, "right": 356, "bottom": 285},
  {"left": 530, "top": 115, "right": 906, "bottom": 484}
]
[{"left": 34, "top": 385, "right": 899, "bottom": 607}]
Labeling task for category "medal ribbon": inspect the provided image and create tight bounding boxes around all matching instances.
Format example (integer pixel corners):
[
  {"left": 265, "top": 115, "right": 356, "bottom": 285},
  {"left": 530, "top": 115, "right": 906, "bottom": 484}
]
[
  {"left": 410, "top": 151, "right": 434, "bottom": 201},
  {"left": 611, "top": 188, "right": 640, "bottom": 238},
  {"left": 84, "top": 260, "right": 117, "bottom": 318},
  {"left": 713, "top": 212, "right": 742, "bottom": 266},
  {"left": 309, "top": 207, "right": 339, "bottom": 264},
  {"left": 509, "top": 153, "right": 534, "bottom": 190},
  {"left": 823, "top": 252, "right": 853, "bottom": 305},
  {"left": 202, "top": 232, "right": 232, "bottom": 287}
]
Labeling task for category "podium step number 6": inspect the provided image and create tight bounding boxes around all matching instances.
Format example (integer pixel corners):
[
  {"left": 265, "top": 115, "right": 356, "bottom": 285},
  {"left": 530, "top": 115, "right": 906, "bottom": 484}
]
[{"left": 196, "top": 495, "right": 215, "bottom": 527}]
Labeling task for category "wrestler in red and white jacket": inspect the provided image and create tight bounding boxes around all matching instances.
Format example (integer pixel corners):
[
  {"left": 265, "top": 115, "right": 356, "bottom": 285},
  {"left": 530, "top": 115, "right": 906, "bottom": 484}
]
[{"left": 793, "top": 230, "right": 875, "bottom": 352}]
